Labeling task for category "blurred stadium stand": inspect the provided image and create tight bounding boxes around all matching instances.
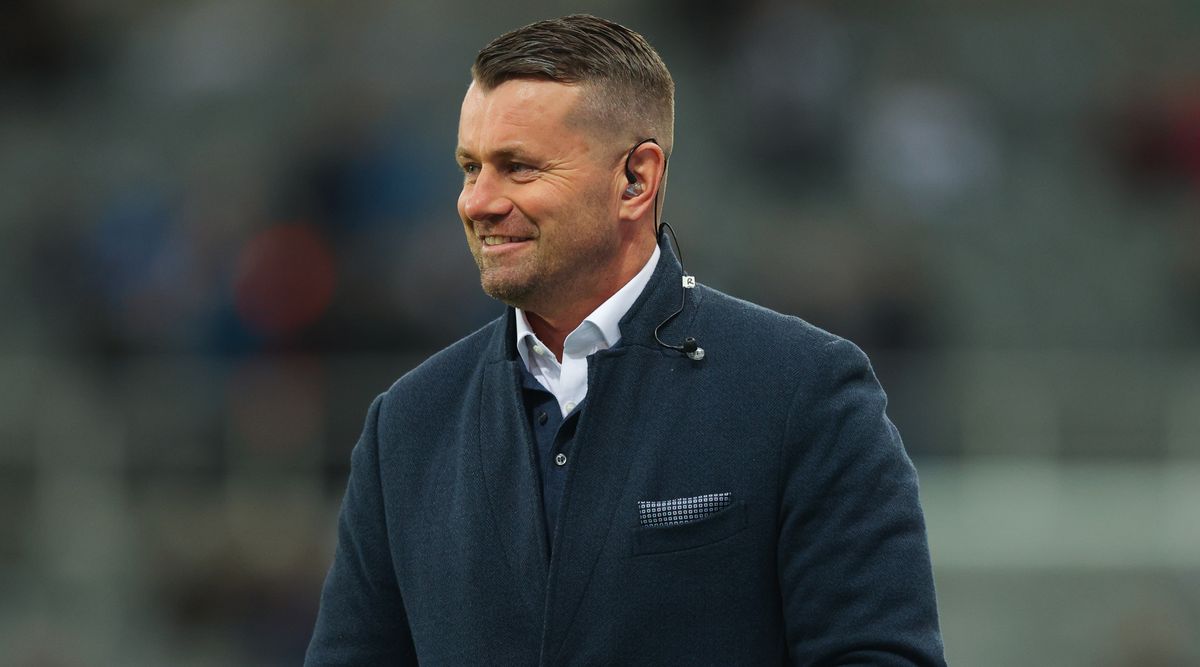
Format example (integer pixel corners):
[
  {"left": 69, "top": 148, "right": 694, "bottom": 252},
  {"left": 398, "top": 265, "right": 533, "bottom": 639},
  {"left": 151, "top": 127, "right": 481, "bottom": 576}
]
[{"left": 1, "top": 1, "right": 1198, "bottom": 665}]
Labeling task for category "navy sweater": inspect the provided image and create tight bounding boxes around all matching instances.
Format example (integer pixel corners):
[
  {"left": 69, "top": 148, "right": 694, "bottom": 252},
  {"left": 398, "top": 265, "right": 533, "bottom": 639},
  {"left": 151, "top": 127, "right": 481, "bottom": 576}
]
[{"left": 306, "top": 239, "right": 946, "bottom": 666}]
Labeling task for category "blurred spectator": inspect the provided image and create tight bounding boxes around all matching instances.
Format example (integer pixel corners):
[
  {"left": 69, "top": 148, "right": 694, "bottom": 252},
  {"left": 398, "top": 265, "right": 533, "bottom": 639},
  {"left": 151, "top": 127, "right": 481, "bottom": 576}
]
[
  {"left": 0, "top": 1, "right": 101, "bottom": 101},
  {"left": 852, "top": 82, "right": 1000, "bottom": 221},
  {"left": 232, "top": 223, "right": 336, "bottom": 342},
  {"left": 722, "top": 4, "right": 854, "bottom": 190},
  {"left": 1111, "top": 84, "right": 1200, "bottom": 194}
]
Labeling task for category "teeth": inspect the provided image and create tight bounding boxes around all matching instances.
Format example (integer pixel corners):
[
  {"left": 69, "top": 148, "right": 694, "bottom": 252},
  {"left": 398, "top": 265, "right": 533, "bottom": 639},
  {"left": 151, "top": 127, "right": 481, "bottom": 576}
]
[{"left": 482, "top": 236, "right": 522, "bottom": 246}]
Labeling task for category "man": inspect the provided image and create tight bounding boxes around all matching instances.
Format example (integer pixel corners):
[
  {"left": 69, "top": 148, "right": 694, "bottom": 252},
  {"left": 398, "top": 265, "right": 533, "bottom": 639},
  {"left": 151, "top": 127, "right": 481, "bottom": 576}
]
[{"left": 306, "top": 14, "right": 945, "bottom": 666}]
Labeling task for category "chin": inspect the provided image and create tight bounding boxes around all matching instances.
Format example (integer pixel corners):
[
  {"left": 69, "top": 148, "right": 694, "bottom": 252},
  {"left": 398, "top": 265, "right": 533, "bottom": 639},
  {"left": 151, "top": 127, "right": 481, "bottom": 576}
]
[{"left": 480, "top": 276, "right": 537, "bottom": 308}]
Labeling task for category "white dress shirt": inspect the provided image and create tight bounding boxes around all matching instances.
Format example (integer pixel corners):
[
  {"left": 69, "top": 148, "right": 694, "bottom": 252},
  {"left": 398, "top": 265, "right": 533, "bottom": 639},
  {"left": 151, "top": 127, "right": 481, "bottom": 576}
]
[{"left": 515, "top": 244, "right": 661, "bottom": 417}]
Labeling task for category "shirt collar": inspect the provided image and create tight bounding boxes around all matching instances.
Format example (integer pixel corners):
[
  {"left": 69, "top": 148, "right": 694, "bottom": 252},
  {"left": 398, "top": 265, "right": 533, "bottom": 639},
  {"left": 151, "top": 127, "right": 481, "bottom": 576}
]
[{"left": 515, "top": 243, "right": 661, "bottom": 366}]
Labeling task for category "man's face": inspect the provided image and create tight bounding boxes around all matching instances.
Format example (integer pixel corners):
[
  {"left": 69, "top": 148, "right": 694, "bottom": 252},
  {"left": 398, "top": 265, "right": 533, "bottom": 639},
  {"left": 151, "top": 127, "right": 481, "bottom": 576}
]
[{"left": 456, "top": 79, "right": 624, "bottom": 314}]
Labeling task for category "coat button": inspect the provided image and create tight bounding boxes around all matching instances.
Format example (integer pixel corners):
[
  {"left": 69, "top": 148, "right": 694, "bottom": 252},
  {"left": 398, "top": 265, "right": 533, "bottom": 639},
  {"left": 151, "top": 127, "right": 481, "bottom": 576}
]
[
  {"left": 554, "top": 453, "right": 567, "bottom": 466},
  {"left": 537, "top": 411, "right": 548, "bottom": 425}
]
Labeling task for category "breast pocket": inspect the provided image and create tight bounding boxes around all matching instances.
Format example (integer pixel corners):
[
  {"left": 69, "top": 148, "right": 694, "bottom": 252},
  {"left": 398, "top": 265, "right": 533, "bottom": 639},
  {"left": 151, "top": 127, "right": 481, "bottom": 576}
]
[{"left": 631, "top": 500, "right": 747, "bottom": 556}]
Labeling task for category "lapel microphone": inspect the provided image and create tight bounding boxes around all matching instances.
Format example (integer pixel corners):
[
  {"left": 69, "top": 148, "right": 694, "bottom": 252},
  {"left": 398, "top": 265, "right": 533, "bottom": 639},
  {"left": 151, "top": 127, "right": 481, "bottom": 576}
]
[{"left": 624, "top": 139, "right": 705, "bottom": 362}]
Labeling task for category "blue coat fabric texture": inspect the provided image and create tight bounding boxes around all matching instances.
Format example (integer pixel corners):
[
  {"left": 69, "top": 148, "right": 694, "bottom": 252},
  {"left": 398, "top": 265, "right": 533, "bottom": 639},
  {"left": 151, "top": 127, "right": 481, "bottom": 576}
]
[{"left": 305, "top": 239, "right": 947, "bottom": 666}]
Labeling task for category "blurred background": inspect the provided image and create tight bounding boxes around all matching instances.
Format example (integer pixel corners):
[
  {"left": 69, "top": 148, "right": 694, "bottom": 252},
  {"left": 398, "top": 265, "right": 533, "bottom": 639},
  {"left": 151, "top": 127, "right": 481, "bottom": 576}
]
[{"left": 2, "top": 0, "right": 1198, "bottom": 664}]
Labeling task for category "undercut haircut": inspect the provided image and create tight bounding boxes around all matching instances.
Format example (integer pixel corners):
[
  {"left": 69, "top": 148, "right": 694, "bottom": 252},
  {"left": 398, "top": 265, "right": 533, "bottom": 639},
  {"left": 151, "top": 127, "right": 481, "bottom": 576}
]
[{"left": 471, "top": 14, "right": 675, "bottom": 158}]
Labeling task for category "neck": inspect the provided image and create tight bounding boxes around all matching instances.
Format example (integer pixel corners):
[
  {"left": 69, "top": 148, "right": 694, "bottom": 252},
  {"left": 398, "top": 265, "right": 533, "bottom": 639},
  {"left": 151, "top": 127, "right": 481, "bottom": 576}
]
[
  {"left": 524, "top": 232, "right": 655, "bottom": 361},
  {"left": 524, "top": 311, "right": 574, "bottom": 362}
]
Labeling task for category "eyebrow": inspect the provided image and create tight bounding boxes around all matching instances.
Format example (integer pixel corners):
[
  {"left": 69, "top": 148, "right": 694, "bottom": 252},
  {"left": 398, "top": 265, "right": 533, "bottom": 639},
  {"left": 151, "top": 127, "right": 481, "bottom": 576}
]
[{"left": 455, "top": 146, "right": 537, "bottom": 163}]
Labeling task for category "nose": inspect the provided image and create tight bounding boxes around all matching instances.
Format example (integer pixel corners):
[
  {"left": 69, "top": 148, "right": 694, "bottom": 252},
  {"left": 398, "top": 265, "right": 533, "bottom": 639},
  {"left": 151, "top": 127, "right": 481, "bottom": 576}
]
[{"left": 460, "top": 167, "right": 513, "bottom": 223}]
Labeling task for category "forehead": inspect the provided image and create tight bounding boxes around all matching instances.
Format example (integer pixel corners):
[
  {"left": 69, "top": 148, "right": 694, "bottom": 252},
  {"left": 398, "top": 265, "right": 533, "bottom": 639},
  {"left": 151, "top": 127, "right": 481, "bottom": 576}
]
[{"left": 457, "top": 79, "right": 593, "bottom": 156}]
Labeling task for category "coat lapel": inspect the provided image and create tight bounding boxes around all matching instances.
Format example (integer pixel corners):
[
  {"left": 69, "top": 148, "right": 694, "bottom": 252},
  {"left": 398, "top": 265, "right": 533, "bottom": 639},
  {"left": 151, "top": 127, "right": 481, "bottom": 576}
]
[{"left": 478, "top": 312, "right": 550, "bottom": 618}]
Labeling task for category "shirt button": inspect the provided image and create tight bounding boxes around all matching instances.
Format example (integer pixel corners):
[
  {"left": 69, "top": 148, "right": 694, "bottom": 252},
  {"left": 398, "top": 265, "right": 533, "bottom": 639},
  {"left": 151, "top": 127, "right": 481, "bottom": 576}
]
[
  {"left": 537, "top": 411, "right": 548, "bottom": 425},
  {"left": 532, "top": 344, "right": 547, "bottom": 356},
  {"left": 564, "top": 401, "right": 576, "bottom": 413},
  {"left": 554, "top": 453, "right": 567, "bottom": 466}
]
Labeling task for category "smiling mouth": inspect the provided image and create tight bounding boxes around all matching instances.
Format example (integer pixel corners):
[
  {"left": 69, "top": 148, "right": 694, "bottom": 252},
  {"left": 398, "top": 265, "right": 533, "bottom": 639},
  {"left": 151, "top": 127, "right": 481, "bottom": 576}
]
[{"left": 481, "top": 236, "right": 529, "bottom": 246}]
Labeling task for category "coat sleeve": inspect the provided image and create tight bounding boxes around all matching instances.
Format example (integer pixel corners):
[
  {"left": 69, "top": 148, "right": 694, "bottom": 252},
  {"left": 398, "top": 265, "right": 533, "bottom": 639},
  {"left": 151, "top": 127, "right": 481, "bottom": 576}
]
[
  {"left": 778, "top": 338, "right": 946, "bottom": 666},
  {"left": 305, "top": 394, "right": 418, "bottom": 666}
]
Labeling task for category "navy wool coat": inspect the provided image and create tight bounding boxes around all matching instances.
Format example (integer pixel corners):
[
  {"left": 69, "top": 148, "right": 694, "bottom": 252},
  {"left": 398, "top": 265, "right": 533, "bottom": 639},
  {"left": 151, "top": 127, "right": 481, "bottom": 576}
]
[{"left": 306, "top": 242, "right": 946, "bottom": 666}]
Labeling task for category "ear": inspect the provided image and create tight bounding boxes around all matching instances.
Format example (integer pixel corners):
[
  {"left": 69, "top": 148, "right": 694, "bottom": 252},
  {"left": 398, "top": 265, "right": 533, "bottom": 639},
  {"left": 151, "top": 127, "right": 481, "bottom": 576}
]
[{"left": 618, "top": 141, "right": 667, "bottom": 223}]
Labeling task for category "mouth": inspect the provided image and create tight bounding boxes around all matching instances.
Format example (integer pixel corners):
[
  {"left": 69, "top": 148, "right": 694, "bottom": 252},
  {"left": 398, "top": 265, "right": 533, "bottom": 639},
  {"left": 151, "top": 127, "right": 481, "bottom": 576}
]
[
  {"left": 478, "top": 235, "right": 534, "bottom": 255},
  {"left": 481, "top": 235, "right": 529, "bottom": 246}
]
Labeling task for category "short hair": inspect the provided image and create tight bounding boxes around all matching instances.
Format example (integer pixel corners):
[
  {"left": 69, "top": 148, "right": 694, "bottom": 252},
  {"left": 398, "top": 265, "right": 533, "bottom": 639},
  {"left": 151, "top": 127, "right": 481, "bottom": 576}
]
[{"left": 471, "top": 14, "right": 675, "bottom": 158}]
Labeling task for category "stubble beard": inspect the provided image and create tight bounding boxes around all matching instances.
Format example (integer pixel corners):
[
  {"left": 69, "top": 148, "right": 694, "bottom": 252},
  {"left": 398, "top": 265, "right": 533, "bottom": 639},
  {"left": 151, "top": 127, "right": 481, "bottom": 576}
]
[
  {"left": 473, "top": 213, "right": 620, "bottom": 315},
  {"left": 475, "top": 249, "right": 544, "bottom": 308}
]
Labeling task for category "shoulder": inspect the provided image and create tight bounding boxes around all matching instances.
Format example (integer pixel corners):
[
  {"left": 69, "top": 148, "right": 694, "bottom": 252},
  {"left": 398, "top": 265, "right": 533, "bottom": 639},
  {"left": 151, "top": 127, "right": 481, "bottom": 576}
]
[
  {"left": 694, "top": 287, "right": 905, "bottom": 469},
  {"left": 699, "top": 287, "right": 894, "bottom": 446},
  {"left": 693, "top": 284, "right": 869, "bottom": 375}
]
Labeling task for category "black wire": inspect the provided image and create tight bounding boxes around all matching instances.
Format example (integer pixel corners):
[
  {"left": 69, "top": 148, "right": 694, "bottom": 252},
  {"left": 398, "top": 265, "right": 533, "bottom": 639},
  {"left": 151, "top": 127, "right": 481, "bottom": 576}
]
[
  {"left": 653, "top": 219, "right": 691, "bottom": 353},
  {"left": 658, "top": 218, "right": 683, "bottom": 267},
  {"left": 625, "top": 138, "right": 694, "bottom": 355}
]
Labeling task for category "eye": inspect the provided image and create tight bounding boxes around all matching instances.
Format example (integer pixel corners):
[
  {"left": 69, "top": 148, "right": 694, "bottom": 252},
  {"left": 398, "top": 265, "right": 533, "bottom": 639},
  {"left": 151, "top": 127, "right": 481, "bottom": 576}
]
[
  {"left": 460, "top": 162, "right": 480, "bottom": 181},
  {"left": 507, "top": 162, "right": 538, "bottom": 180}
]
